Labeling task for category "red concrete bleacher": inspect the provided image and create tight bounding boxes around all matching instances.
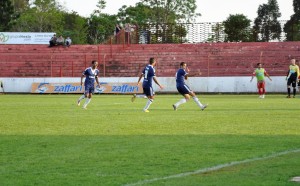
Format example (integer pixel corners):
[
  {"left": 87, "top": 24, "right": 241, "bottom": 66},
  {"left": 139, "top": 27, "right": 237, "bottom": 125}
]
[{"left": 0, "top": 42, "right": 299, "bottom": 77}]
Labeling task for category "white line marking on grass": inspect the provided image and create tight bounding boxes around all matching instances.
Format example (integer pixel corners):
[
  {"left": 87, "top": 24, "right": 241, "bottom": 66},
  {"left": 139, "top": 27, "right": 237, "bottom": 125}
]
[{"left": 124, "top": 149, "right": 300, "bottom": 186}]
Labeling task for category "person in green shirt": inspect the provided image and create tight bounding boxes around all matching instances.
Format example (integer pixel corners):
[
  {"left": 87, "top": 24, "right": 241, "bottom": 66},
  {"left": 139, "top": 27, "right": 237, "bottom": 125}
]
[
  {"left": 286, "top": 58, "right": 300, "bottom": 98},
  {"left": 250, "top": 63, "right": 272, "bottom": 98}
]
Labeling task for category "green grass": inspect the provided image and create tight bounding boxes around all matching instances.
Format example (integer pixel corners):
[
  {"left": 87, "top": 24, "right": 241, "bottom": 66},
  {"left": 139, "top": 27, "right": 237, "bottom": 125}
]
[{"left": 0, "top": 94, "right": 299, "bottom": 186}]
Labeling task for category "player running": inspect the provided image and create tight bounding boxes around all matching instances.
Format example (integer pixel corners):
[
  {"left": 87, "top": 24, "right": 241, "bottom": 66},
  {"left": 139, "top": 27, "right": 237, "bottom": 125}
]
[
  {"left": 250, "top": 63, "right": 272, "bottom": 98},
  {"left": 172, "top": 62, "right": 207, "bottom": 111},
  {"left": 135, "top": 57, "right": 164, "bottom": 112},
  {"left": 77, "top": 60, "right": 101, "bottom": 109}
]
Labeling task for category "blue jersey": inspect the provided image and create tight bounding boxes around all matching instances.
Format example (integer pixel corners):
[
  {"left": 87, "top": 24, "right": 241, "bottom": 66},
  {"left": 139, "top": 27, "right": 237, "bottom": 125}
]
[
  {"left": 176, "top": 68, "right": 188, "bottom": 87},
  {"left": 142, "top": 65, "right": 156, "bottom": 88},
  {"left": 83, "top": 67, "right": 99, "bottom": 87}
]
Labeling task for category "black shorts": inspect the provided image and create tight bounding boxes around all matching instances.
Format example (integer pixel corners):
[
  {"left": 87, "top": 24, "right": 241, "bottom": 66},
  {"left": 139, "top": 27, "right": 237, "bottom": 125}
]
[
  {"left": 177, "top": 85, "right": 192, "bottom": 95},
  {"left": 287, "top": 77, "right": 297, "bottom": 87},
  {"left": 143, "top": 87, "right": 154, "bottom": 97},
  {"left": 84, "top": 84, "right": 95, "bottom": 94}
]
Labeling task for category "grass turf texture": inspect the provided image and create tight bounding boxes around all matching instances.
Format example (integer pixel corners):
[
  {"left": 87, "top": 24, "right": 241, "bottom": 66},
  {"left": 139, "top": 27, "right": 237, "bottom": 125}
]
[{"left": 0, "top": 94, "right": 299, "bottom": 186}]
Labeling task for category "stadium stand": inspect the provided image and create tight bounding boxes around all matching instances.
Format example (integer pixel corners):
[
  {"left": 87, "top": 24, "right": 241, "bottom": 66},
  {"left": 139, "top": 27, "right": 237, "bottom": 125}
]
[{"left": 0, "top": 42, "right": 299, "bottom": 77}]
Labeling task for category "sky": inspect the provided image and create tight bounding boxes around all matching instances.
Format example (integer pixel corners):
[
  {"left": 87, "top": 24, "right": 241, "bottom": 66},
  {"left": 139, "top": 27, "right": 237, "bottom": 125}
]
[{"left": 57, "top": 0, "right": 294, "bottom": 22}]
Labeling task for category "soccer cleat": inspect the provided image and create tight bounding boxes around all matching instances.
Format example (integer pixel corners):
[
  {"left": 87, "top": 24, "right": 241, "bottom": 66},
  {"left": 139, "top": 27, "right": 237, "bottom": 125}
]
[
  {"left": 82, "top": 106, "right": 87, "bottom": 110},
  {"left": 172, "top": 104, "right": 177, "bottom": 111},
  {"left": 201, "top": 104, "right": 208, "bottom": 111},
  {"left": 293, "top": 96, "right": 296, "bottom": 98},
  {"left": 258, "top": 95, "right": 262, "bottom": 99},
  {"left": 287, "top": 95, "right": 291, "bottom": 98},
  {"left": 131, "top": 94, "right": 136, "bottom": 102},
  {"left": 77, "top": 100, "right": 81, "bottom": 106},
  {"left": 143, "top": 109, "right": 149, "bottom": 113},
  {"left": 261, "top": 95, "right": 265, "bottom": 99}
]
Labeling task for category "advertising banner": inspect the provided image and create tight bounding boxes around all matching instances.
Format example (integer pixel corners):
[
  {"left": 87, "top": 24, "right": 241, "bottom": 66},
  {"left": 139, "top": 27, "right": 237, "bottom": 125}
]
[
  {"left": 0, "top": 32, "right": 55, "bottom": 44},
  {"left": 31, "top": 82, "right": 143, "bottom": 94}
]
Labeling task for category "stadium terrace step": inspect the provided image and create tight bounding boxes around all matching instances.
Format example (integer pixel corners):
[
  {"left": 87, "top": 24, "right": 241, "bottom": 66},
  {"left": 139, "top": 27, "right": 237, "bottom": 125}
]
[{"left": 0, "top": 42, "right": 299, "bottom": 77}]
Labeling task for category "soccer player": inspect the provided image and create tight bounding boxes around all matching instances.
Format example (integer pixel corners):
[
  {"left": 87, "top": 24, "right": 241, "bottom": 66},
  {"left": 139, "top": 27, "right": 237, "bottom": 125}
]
[
  {"left": 286, "top": 58, "right": 300, "bottom": 98},
  {"left": 250, "top": 63, "right": 272, "bottom": 99},
  {"left": 172, "top": 62, "right": 208, "bottom": 111},
  {"left": 77, "top": 60, "right": 101, "bottom": 109},
  {"left": 135, "top": 57, "right": 164, "bottom": 112}
]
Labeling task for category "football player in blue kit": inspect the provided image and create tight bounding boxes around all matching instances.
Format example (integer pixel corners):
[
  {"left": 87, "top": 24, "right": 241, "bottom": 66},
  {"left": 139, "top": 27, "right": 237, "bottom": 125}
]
[
  {"left": 77, "top": 60, "right": 101, "bottom": 109},
  {"left": 173, "top": 62, "right": 208, "bottom": 111},
  {"left": 136, "top": 57, "right": 164, "bottom": 112}
]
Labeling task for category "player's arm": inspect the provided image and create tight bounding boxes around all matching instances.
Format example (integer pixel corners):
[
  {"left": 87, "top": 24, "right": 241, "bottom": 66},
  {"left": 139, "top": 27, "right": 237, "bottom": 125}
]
[
  {"left": 184, "top": 67, "right": 189, "bottom": 80},
  {"left": 95, "top": 75, "right": 100, "bottom": 86},
  {"left": 153, "top": 76, "right": 164, "bottom": 89},
  {"left": 297, "top": 66, "right": 300, "bottom": 82},
  {"left": 286, "top": 69, "right": 290, "bottom": 80},
  {"left": 250, "top": 71, "right": 255, "bottom": 82},
  {"left": 137, "top": 73, "right": 144, "bottom": 85},
  {"left": 80, "top": 74, "right": 85, "bottom": 85},
  {"left": 264, "top": 71, "right": 272, "bottom": 81}
]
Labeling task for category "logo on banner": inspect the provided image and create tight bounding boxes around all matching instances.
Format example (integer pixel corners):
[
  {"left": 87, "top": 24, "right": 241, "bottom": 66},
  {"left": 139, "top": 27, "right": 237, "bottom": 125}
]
[
  {"left": 31, "top": 82, "right": 142, "bottom": 94},
  {"left": 35, "top": 83, "right": 49, "bottom": 93},
  {"left": 53, "top": 84, "right": 82, "bottom": 93},
  {"left": 0, "top": 33, "right": 9, "bottom": 43},
  {"left": 95, "top": 83, "right": 108, "bottom": 94},
  {"left": 111, "top": 84, "right": 140, "bottom": 93}
]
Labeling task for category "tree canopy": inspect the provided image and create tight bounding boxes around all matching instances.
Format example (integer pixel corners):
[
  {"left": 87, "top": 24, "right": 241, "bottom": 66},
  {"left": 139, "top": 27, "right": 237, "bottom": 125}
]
[{"left": 253, "top": 0, "right": 282, "bottom": 41}]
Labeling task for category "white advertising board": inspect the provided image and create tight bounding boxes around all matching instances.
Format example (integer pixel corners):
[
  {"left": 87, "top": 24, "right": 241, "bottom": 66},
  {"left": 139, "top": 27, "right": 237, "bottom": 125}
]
[{"left": 0, "top": 32, "right": 55, "bottom": 44}]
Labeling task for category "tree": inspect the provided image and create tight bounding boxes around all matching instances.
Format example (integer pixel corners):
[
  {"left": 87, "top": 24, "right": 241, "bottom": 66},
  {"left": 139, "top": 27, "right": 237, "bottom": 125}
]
[
  {"left": 12, "top": 0, "right": 64, "bottom": 32},
  {"left": 253, "top": 0, "right": 282, "bottom": 42},
  {"left": 62, "top": 11, "right": 88, "bottom": 44},
  {"left": 116, "top": 0, "right": 195, "bottom": 43},
  {"left": 11, "top": 0, "right": 29, "bottom": 13},
  {"left": 87, "top": 0, "right": 117, "bottom": 44},
  {"left": 117, "top": 3, "right": 152, "bottom": 25},
  {"left": 284, "top": 0, "right": 300, "bottom": 41},
  {"left": 0, "top": 0, "right": 15, "bottom": 31},
  {"left": 141, "top": 0, "right": 200, "bottom": 23},
  {"left": 223, "top": 14, "right": 251, "bottom": 42}
]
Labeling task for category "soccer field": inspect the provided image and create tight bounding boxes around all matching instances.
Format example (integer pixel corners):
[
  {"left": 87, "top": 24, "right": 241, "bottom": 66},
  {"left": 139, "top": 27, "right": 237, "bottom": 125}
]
[{"left": 0, "top": 94, "right": 299, "bottom": 186}]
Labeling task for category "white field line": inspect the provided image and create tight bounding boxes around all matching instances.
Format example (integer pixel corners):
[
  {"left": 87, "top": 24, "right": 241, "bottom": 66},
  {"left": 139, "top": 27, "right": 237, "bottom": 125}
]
[{"left": 124, "top": 149, "right": 300, "bottom": 186}]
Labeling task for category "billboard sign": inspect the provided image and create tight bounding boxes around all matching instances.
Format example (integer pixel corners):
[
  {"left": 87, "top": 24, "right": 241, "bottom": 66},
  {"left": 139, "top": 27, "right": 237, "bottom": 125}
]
[
  {"left": 31, "top": 82, "right": 143, "bottom": 94},
  {"left": 0, "top": 32, "right": 55, "bottom": 44}
]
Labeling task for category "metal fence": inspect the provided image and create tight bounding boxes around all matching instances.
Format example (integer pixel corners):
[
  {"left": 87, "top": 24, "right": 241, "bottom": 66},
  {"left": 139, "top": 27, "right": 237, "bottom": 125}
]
[{"left": 106, "top": 20, "right": 288, "bottom": 44}]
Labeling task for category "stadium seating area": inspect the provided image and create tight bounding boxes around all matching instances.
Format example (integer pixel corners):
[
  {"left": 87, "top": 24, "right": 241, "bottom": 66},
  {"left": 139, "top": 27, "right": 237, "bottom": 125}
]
[{"left": 0, "top": 42, "right": 299, "bottom": 77}]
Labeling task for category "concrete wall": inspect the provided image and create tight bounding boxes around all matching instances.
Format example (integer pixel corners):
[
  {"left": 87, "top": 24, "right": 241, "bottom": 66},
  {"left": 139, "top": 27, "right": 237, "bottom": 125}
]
[{"left": 0, "top": 77, "right": 286, "bottom": 93}]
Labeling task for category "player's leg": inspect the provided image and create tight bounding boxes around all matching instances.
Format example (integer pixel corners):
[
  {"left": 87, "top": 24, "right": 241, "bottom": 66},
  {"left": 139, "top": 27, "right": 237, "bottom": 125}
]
[
  {"left": 77, "top": 86, "right": 88, "bottom": 106},
  {"left": 77, "top": 94, "right": 86, "bottom": 105},
  {"left": 298, "top": 81, "right": 300, "bottom": 97},
  {"left": 292, "top": 81, "right": 296, "bottom": 98},
  {"left": 257, "top": 82, "right": 262, "bottom": 98},
  {"left": 190, "top": 91, "right": 208, "bottom": 111},
  {"left": 261, "top": 82, "right": 266, "bottom": 98},
  {"left": 287, "top": 79, "right": 292, "bottom": 98},
  {"left": 131, "top": 94, "right": 146, "bottom": 102},
  {"left": 173, "top": 86, "right": 189, "bottom": 110},
  {"left": 173, "top": 95, "right": 188, "bottom": 111},
  {"left": 83, "top": 87, "right": 93, "bottom": 109},
  {"left": 143, "top": 87, "right": 154, "bottom": 112}
]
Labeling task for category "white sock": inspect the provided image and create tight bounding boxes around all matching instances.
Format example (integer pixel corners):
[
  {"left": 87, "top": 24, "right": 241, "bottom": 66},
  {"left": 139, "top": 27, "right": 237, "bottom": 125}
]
[
  {"left": 175, "top": 98, "right": 187, "bottom": 107},
  {"left": 144, "top": 99, "right": 153, "bottom": 110},
  {"left": 83, "top": 98, "right": 91, "bottom": 108},
  {"left": 78, "top": 94, "right": 85, "bottom": 101},
  {"left": 193, "top": 96, "right": 203, "bottom": 108},
  {"left": 136, "top": 94, "right": 147, "bottom": 98}
]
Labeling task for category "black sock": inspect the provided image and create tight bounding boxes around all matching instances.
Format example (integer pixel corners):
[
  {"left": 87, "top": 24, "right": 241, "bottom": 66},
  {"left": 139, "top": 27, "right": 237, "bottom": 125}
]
[
  {"left": 288, "top": 88, "right": 291, "bottom": 96},
  {"left": 293, "top": 88, "right": 296, "bottom": 96}
]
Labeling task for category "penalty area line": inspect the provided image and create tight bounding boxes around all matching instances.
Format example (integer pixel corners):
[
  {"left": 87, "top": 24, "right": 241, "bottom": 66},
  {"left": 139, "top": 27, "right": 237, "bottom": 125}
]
[{"left": 123, "top": 148, "right": 300, "bottom": 186}]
